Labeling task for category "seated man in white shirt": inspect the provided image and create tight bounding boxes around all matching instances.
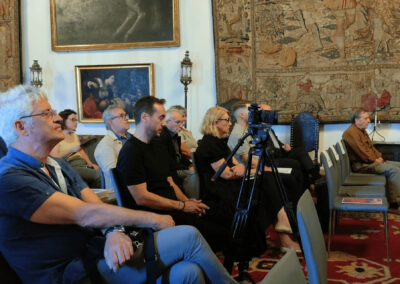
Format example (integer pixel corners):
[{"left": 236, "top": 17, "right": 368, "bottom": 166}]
[{"left": 95, "top": 106, "right": 132, "bottom": 190}]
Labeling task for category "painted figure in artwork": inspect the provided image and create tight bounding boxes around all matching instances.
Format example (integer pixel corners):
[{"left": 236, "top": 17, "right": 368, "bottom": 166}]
[{"left": 323, "top": 0, "right": 357, "bottom": 59}]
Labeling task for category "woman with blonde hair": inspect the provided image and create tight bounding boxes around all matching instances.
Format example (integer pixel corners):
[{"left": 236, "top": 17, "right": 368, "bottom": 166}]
[{"left": 195, "top": 106, "right": 300, "bottom": 252}]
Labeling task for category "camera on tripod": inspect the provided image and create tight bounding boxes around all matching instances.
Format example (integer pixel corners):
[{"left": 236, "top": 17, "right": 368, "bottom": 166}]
[
  {"left": 248, "top": 103, "right": 278, "bottom": 126},
  {"left": 247, "top": 103, "right": 278, "bottom": 149}
]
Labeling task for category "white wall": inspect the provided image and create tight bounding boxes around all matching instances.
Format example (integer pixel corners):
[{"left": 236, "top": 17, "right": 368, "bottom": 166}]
[
  {"left": 21, "top": 0, "right": 217, "bottom": 139},
  {"left": 21, "top": 0, "right": 400, "bottom": 156}
]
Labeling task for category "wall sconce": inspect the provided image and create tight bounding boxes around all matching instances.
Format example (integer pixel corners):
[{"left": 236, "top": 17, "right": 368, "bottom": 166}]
[
  {"left": 180, "top": 51, "right": 192, "bottom": 110},
  {"left": 30, "top": 60, "right": 43, "bottom": 88}
]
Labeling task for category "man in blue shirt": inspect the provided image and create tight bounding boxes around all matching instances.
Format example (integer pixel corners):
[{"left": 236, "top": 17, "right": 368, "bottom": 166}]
[{"left": 0, "top": 85, "right": 236, "bottom": 284}]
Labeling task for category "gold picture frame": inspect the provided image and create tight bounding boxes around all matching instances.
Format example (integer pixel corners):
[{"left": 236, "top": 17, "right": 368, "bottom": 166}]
[
  {"left": 75, "top": 63, "right": 155, "bottom": 123},
  {"left": 50, "top": 0, "right": 180, "bottom": 51}
]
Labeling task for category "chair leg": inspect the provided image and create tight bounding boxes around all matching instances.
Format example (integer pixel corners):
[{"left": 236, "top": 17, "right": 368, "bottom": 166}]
[
  {"left": 384, "top": 212, "right": 390, "bottom": 262},
  {"left": 328, "top": 210, "right": 335, "bottom": 254}
]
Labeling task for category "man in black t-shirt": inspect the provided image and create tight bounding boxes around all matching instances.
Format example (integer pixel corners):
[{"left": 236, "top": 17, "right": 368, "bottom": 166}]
[{"left": 117, "top": 96, "right": 227, "bottom": 250}]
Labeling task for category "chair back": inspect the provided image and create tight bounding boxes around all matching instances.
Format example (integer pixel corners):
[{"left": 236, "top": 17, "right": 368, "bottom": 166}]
[
  {"left": 290, "top": 112, "right": 319, "bottom": 163},
  {"left": 297, "top": 190, "right": 328, "bottom": 284},
  {"left": 335, "top": 140, "right": 351, "bottom": 182},
  {"left": 192, "top": 151, "right": 206, "bottom": 199},
  {"left": 260, "top": 248, "right": 306, "bottom": 284},
  {"left": 320, "top": 151, "right": 339, "bottom": 210},
  {"left": 99, "top": 169, "right": 106, "bottom": 189},
  {"left": 327, "top": 146, "right": 342, "bottom": 186},
  {"left": 189, "top": 152, "right": 201, "bottom": 199},
  {"left": 110, "top": 168, "right": 137, "bottom": 209}
]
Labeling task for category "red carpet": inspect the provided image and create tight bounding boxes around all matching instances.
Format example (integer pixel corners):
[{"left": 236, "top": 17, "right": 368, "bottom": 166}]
[{"left": 232, "top": 212, "right": 400, "bottom": 283}]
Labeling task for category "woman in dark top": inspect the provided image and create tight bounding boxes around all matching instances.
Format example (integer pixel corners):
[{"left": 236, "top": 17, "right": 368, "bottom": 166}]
[{"left": 195, "top": 106, "right": 300, "bottom": 251}]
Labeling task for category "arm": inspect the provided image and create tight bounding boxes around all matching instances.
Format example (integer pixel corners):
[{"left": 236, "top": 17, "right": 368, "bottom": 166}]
[
  {"left": 167, "top": 176, "right": 188, "bottom": 202},
  {"left": 29, "top": 191, "right": 174, "bottom": 230},
  {"left": 343, "top": 130, "right": 379, "bottom": 163},
  {"left": 128, "top": 182, "right": 184, "bottom": 210},
  {"left": 211, "top": 158, "right": 242, "bottom": 180},
  {"left": 50, "top": 142, "right": 81, "bottom": 159},
  {"left": 78, "top": 148, "right": 99, "bottom": 170},
  {"left": 94, "top": 140, "right": 119, "bottom": 175}
]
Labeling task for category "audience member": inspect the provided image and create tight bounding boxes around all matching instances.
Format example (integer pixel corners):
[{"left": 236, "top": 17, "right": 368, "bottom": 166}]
[
  {"left": 168, "top": 105, "right": 198, "bottom": 156},
  {"left": 343, "top": 109, "right": 400, "bottom": 210},
  {"left": 260, "top": 104, "right": 319, "bottom": 186},
  {"left": 152, "top": 107, "right": 198, "bottom": 198},
  {"left": 195, "top": 106, "right": 300, "bottom": 252},
  {"left": 94, "top": 106, "right": 132, "bottom": 189},
  {"left": 50, "top": 109, "right": 102, "bottom": 188},
  {"left": 0, "top": 85, "right": 237, "bottom": 284},
  {"left": 116, "top": 96, "right": 228, "bottom": 250},
  {"left": 227, "top": 101, "right": 306, "bottom": 201}
]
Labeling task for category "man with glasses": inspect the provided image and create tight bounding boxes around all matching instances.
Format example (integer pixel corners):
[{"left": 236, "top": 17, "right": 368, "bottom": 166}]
[
  {"left": 95, "top": 106, "right": 132, "bottom": 189},
  {"left": 153, "top": 108, "right": 198, "bottom": 198},
  {"left": 0, "top": 85, "right": 237, "bottom": 284}
]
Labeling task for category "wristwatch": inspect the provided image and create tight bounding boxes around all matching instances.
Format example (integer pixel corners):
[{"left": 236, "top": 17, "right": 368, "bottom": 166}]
[{"left": 104, "top": 225, "right": 126, "bottom": 236}]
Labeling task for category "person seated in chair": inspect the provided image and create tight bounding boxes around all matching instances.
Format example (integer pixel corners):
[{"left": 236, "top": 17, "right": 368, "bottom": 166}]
[
  {"left": 195, "top": 106, "right": 301, "bottom": 252},
  {"left": 0, "top": 85, "right": 237, "bottom": 284},
  {"left": 227, "top": 101, "right": 306, "bottom": 197},
  {"left": 50, "top": 109, "right": 102, "bottom": 188},
  {"left": 152, "top": 107, "right": 198, "bottom": 198},
  {"left": 95, "top": 106, "right": 132, "bottom": 190},
  {"left": 168, "top": 105, "right": 198, "bottom": 157},
  {"left": 116, "top": 96, "right": 228, "bottom": 251},
  {"left": 343, "top": 108, "right": 400, "bottom": 211},
  {"left": 260, "top": 104, "right": 320, "bottom": 186}
]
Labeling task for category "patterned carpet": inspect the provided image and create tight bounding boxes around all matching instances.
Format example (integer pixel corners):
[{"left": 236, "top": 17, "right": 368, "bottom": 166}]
[{"left": 232, "top": 212, "right": 400, "bottom": 283}]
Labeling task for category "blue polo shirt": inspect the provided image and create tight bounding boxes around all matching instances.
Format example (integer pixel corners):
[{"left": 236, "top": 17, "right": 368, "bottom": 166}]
[{"left": 0, "top": 147, "right": 98, "bottom": 283}]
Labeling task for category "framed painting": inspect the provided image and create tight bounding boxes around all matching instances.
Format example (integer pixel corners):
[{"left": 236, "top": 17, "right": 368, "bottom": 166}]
[
  {"left": 75, "top": 63, "right": 155, "bottom": 123},
  {"left": 0, "top": 0, "right": 21, "bottom": 91},
  {"left": 50, "top": 0, "right": 180, "bottom": 51}
]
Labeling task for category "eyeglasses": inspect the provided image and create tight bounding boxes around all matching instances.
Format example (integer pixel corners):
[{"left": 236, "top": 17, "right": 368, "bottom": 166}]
[
  {"left": 218, "top": 118, "right": 231, "bottom": 123},
  {"left": 171, "top": 119, "right": 184, "bottom": 125},
  {"left": 111, "top": 113, "right": 129, "bottom": 120},
  {"left": 19, "top": 109, "right": 58, "bottom": 120},
  {"left": 68, "top": 118, "right": 78, "bottom": 122}
]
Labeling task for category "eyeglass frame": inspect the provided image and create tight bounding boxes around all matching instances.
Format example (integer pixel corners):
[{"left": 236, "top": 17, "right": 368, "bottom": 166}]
[
  {"left": 19, "top": 109, "right": 58, "bottom": 120},
  {"left": 110, "top": 113, "right": 129, "bottom": 120},
  {"left": 217, "top": 118, "right": 231, "bottom": 123}
]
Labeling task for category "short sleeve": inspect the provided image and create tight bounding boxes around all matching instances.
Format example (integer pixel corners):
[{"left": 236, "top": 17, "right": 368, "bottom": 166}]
[
  {"left": 117, "top": 140, "right": 146, "bottom": 186},
  {"left": 0, "top": 169, "right": 56, "bottom": 220}
]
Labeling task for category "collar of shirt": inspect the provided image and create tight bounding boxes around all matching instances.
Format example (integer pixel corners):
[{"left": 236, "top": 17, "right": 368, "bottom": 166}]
[
  {"left": 112, "top": 131, "right": 132, "bottom": 144},
  {"left": 5, "top": 147, "right": 44, "bottom": 169},
  {"left": 167, "top": 128, "right": 179, "bottom": 139}
]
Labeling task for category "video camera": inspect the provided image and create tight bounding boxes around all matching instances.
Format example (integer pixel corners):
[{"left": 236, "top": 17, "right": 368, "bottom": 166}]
[
  {"left": 247, "top": 103, "right": 278, "bottom": 148},
  {"left": 248, "top": 103, "right": 278, "bottom": 125}
]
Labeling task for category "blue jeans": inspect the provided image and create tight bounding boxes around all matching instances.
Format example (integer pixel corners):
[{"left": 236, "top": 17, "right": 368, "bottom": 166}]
[
  {"left": 353, "top": 160, "right": 400, "bottom": 202},
  {"left": 97, "top": 225, "right": 236, "bottom": 284}
]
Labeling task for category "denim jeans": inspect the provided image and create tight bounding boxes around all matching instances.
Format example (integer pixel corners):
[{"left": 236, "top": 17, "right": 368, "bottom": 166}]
[{"left": 97, "top": 225, "right": 236, "bottom": 284}]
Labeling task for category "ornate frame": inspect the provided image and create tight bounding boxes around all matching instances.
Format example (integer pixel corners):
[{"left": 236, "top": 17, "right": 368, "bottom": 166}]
[
  {"left": 75, "top": 63, "right": 155, "bottom": 123},
  {"left": 50, "top": 0, "right": 180, "bottom": 51}
]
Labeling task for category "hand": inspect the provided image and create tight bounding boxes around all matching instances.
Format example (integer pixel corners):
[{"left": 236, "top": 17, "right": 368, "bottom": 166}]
[
  {"left": 231, "top": 164, "right": 245, "bottom": 177},
  {"left": 183, "top": 199, "right": 210, "bottom": 216},
  {"left": 375, "top": 157, "right": 384, "bottom": 163},
  {"left": 88, "top": 163, "right": 99, "bottom": 170},
  {"left": 152, "top": 214, "right": 175, "bottom": 231},
  {"left": 104, "top": 232, "right": 134, "bottom": 272},
  {"left": 282, "top": 144, "right": 291, "bottom": 152}
]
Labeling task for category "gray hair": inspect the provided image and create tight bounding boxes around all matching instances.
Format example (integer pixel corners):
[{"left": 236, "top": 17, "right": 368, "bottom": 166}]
[
  {"left": 168, "top": 105, "right": 186, "bottom": 116},
  {"left": 350, "top": 108, "right": 366, "bottom": 124},
  {"left": 0, "top": 85, "right": 47, "bottom": 146},
  {"left": 166, "top": 108, "right": 182, "bottom": 121},
  {"left": 102, "top": 105, "right": 123, "bottom": 130}
]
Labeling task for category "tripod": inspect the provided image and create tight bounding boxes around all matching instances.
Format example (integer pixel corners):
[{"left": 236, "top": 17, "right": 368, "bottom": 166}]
[{"left": 212, "top": 128, "right": 302, "bottom": 283}]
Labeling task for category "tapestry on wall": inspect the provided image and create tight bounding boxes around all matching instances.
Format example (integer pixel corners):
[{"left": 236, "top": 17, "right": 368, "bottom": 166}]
[
  {"left": 213, "top": 0, "right": 400, "bottom": 123},
  {"left": 0, "top": 0, "right": 20, "bottom": 92}
]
